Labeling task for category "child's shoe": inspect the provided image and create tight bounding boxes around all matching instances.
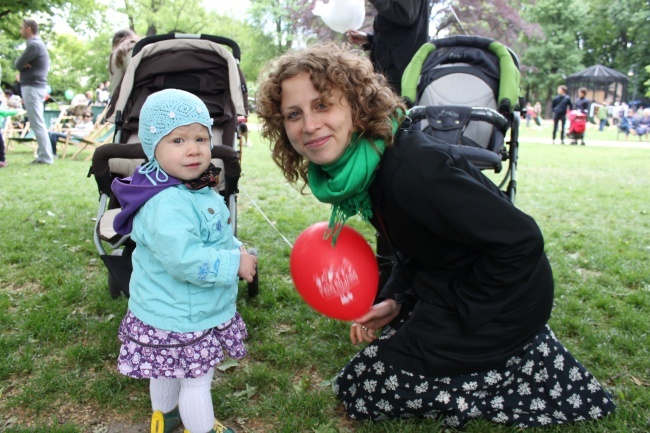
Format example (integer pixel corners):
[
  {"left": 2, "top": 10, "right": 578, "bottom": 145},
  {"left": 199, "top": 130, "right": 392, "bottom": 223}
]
[
  {"left": 183, "top": 418, "right": 237, "bottom": 433},
  {"left": 151, "top": 406, "right": 181, "bottom": 433}
]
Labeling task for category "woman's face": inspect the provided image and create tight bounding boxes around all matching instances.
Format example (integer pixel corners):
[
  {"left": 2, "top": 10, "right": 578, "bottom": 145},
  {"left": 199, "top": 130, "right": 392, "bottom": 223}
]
[{"left": 280, "top": 72, "right": 355, "bottom": 166}]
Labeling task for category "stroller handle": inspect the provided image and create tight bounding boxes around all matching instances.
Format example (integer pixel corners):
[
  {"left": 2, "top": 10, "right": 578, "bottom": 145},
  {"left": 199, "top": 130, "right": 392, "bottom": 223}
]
[
  {"left": 408, "top": 106, "right": 510, "bottom": 134},
  {"left": 132, "top": 33, "right": 241, "bottom": 61}
]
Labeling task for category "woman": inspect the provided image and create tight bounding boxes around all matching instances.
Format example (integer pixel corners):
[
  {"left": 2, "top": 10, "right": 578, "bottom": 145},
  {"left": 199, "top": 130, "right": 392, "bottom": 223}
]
[
  {"left": 108, "top": 29, "right": 139, "bottom": 94},
  {"left": 256, "top": 42, "right": 615, "bottom": 428}
]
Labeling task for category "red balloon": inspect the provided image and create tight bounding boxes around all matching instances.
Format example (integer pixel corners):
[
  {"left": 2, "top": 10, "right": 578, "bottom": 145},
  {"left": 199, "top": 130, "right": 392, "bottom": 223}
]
[{"left": 290, "top": 222, "right": 378, "bottom": 321}]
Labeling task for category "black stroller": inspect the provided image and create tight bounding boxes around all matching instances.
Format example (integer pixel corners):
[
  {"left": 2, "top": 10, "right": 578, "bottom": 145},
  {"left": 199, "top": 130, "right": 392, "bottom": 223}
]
[
  {"left": 90, "top": 33, "right": 258, "bottom": 298},
  {"left": 376, "top": 35, "right": 522, "bottom": 289},
  {"left": 401, "top": 35, "right": 521, "bottom": 201}
]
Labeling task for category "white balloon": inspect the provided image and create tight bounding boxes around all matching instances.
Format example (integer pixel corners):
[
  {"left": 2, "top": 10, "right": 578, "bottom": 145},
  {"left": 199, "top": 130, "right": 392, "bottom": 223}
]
[{"left": 313, "top": 0, "right": 366, "bottom": 34}]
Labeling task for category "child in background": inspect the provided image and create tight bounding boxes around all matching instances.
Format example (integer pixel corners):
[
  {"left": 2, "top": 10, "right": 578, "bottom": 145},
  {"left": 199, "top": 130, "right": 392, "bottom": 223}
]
[{"left": 112, "top": 89, "right": 257, "bottom": 433}]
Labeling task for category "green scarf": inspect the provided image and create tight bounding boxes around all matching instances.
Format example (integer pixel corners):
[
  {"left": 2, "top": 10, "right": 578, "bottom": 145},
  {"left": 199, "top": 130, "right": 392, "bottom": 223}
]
[{"left": 308, "top": 118, "right": 398, "bottom": 244}]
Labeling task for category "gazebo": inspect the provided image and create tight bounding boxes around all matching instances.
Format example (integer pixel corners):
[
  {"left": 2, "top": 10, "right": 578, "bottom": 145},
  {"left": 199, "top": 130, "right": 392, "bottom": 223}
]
[{"left": 566, "top": 64, "right": 629, "bottom": 105}]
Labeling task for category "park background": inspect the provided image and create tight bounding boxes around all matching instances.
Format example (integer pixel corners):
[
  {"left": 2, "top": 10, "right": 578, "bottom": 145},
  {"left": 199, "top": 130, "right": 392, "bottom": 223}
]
[
  {"left": 0, "top": 0, "right": 649, "bottom": 111},
  {"left": 1, "top": 1, "right": 649, "bottom": 432}
]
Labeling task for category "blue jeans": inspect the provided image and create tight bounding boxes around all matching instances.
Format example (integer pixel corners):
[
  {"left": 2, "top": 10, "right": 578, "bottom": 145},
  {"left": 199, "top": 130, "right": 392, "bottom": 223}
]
[
  {"left": 22, "top": 85, "right": 53, "bottom": 163},
  {"left": 48, "top": 132, "right": 67, "bottom": 155},
  {"left": 599, "top": 118, "right": 607, "bottom": 131}
]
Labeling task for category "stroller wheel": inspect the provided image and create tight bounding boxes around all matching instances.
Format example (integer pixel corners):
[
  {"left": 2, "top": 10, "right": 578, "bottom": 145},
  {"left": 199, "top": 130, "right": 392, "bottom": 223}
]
[
  {"left": 247, "top": 248, "right": 259, "bottom": 297},
  {"left": 108, "top": 272, "right": 122, "bottom": 299}
]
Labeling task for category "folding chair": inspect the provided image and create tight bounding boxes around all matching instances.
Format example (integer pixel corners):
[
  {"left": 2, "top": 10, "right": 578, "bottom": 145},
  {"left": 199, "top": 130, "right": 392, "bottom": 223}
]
[
  {"left": 6, "top": 117, "right": 37, "bottom": 153},
  {"left": 44, "top": 109, "right": 65, "bottom": 131},
  {"left": 60, "top": 122, "right": 115, "bottom": 161}
]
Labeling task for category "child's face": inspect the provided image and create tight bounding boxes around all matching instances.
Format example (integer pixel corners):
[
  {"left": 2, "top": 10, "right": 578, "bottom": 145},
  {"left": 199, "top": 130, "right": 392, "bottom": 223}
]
[
  {"left": 280, "top": 72, "right": 355, "bottom": 166},
  {"left": 155, "top": 123, "right": 211, "bottom": 181}
]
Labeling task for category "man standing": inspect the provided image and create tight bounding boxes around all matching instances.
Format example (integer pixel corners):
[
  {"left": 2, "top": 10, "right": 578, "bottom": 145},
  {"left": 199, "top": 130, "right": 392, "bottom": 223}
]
[
  {"left": 15, "top": 19, "right": 52, "bottom": 164},
  {"left": 551, "top": 85, "right": 572, "bottom": 145},
  {"left": 347, "top": 0, "right": 431, "bottom": 95}
]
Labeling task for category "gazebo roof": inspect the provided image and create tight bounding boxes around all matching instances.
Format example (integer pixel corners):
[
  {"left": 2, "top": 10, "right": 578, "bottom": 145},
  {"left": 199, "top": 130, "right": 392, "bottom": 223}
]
[{"left": 567, "top": 64, "right": 629, "bottom": 82}]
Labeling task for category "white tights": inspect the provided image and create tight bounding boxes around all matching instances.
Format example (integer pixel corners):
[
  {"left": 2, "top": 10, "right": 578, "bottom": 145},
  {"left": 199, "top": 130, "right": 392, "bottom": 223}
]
[{"left": 150, "top": 368, "right": 215, "bottom": 433}]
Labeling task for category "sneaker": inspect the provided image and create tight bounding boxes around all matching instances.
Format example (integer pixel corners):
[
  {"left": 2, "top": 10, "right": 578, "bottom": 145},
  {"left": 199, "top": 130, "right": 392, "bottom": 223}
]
[
  {"left": 151, "top": 407, "right": 181, "bottom": 433},
  {"left": 0, "top": 161, "right": 7, "bottom": 168},
  {"left": 28, "top": 159, "right": 48, "bottom": 165}
]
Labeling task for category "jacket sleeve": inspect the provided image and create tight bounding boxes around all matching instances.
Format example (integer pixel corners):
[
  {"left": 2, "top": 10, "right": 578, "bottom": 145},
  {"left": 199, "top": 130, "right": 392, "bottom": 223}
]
[
  {"left": 392, "top": 141, "right": 547, "bottom": 334},
  {"left": 135, "top": 193, "right": 240, "bottom": 289},
  {"left": 379, "top": 253, "right": 417, "bottom": 306},
  {"left": 371, "top": 0, "right": 422, "bottom": 26}
]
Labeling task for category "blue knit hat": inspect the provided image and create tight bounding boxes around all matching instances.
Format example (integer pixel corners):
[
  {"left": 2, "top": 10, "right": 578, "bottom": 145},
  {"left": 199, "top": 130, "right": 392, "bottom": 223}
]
[{"left": 138, "top": 89, "right": 213, "bottom": 184}]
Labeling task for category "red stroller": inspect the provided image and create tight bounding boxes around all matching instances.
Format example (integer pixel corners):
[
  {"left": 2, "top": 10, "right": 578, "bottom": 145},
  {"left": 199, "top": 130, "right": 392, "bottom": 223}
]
[{"left": 567, "top": 110, "right": 587, "bottom": 145}]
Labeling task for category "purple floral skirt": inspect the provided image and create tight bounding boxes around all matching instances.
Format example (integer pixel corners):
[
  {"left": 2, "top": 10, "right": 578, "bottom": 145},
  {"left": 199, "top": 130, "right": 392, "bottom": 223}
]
[{"left": 117, "top": 309, "right": 247, "bottom": 379}]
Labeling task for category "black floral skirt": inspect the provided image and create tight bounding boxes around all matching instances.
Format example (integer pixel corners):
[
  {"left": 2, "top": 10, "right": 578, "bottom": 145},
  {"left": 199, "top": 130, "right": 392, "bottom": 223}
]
[{"left": 334, "top": 316, "right": 615, "bottom": 428}]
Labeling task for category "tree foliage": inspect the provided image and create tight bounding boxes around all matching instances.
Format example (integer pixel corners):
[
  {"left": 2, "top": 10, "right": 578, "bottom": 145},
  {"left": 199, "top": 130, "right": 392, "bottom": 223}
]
[
  {"left": 440, "top": 0, "right": 541, "bottom": 55},
  {"left": 1, "top": 0, "right": 648, "bottom": 108}
]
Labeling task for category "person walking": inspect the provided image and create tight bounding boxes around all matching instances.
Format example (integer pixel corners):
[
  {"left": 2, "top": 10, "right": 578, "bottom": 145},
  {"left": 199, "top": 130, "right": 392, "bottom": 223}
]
[
  {"left": 14, "top": 19, "right": 52, "bottom": 164},
  {"left": 551, "top": 85, "right": 572, "bottom": 144}
]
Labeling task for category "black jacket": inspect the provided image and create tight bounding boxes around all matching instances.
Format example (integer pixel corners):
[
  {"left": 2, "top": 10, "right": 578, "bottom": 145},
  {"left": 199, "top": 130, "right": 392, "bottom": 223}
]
[
  {"left": 575, "top": 97, "right": 590, "bottom": 114},
  {"left": 368, "top": 129, "right": 554, "bottom": 376},
  {"left": 369, "top": 0, "right": 431, "bottom": 94},
  {"left": 552, "top": 94, "right": 572, "bottom": 117}
]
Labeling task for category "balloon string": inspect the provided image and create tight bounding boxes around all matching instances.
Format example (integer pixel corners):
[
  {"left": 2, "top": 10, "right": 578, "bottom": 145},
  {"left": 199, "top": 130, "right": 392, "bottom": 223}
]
[{"left": 241, "top": 188, "right": 294, "bottom": 248}]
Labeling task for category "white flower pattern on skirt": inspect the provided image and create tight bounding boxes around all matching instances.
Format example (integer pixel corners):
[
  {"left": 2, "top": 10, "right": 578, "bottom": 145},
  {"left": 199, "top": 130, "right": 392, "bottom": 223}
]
[{"left": 335, "top": 321, "right": 615, "bottom": 428}]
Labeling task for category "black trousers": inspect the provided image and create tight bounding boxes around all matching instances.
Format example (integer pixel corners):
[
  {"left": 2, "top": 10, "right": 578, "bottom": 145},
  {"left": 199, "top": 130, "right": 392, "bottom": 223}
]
[{"left": 552, "top": 113, "right": 566, "bottom": 141}]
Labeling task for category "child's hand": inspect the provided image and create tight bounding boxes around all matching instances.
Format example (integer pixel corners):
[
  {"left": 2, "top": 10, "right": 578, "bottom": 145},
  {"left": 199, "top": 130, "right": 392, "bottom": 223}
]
[{"left": 238, "top": 246, "right": 257, "bottom": 283}]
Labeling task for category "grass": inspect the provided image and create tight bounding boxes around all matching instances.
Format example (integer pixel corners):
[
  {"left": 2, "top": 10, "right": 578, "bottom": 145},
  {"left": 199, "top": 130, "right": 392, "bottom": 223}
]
[{"left": 0, "top": 124, "right": 649, "bottom": 433}]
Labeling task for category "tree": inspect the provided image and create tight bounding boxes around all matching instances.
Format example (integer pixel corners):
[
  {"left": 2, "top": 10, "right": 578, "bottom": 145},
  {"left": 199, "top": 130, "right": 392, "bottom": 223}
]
[
  {"left": 579, "top": 0, "right": 650, "bottom": 101},
  {"left": 120, "top": 0, "right": 219, "bottom": 36},
  {"left": 519, "top": 0, "right": 585, "bottom": 115},
  {"left": 437, "top": 0, "right": 539, "bottom": 55}
]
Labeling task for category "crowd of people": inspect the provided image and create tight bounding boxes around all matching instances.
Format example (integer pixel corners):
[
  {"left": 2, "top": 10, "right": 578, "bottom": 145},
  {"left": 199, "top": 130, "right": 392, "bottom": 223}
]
[{"left": 520, "top": 85, "right": 648, "bottom": 145}]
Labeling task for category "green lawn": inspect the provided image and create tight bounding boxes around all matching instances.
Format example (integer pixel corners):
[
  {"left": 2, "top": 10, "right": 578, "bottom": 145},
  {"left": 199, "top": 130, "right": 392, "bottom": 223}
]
[{"left": 0, "top": 125, "right": 648, "bottom": 432}]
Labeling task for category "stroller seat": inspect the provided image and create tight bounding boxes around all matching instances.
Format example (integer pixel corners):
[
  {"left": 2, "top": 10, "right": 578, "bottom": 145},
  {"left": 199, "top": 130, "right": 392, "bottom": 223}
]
[
  {"left": 90, "top": 33, "right": 257, "bottom": 299},
  {"left": 401, "top": 35, "right": 521, "bottom": 201}
]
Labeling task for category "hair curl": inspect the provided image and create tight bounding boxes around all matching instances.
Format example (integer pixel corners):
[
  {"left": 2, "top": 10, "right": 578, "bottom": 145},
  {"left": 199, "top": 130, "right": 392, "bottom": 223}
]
[{"left": 255, "top": 42, "right": 405, "bottom": 187}]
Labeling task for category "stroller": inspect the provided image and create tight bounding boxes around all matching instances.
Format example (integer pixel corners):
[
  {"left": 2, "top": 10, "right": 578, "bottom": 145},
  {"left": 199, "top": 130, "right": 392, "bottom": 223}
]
[
  {"left": 401, "top": 35, "right": 521, "bottom": 200},
  {"left": 90, "top": 33, "right": 258, "bottom": 298},
  {"left": 375, "top": 35, "right": 522, "bottom": 288},
  {"left": 567, "top": 110, "right": 587, "bottom": 145}
]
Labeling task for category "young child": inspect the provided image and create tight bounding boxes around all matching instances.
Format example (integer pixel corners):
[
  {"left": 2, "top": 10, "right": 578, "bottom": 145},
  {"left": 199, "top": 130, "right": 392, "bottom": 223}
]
[{"left": 112, "top": 89, "right": 257, "bottom": 433}]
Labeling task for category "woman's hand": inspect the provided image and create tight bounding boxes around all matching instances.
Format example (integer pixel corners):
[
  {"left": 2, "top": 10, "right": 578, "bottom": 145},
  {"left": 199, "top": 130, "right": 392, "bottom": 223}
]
[{"left": 349, "top": 299, "right": 402, "bottom": 345}]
